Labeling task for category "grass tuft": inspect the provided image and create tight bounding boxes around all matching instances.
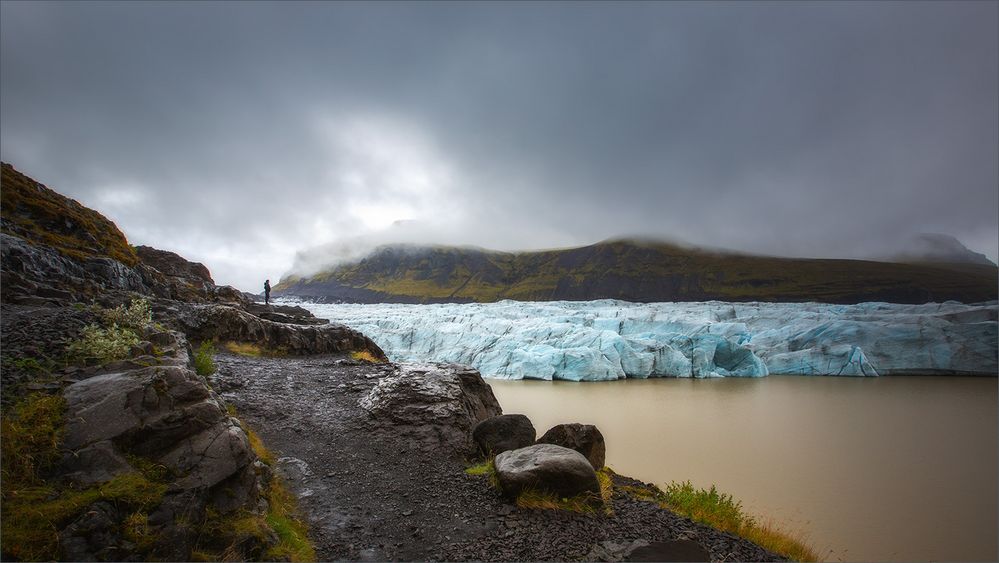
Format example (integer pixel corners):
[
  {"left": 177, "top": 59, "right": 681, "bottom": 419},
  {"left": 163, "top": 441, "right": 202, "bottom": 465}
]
[
  {"left": 264, "top": 478, "right": 317, "bottom": 561},
  {"left": 622, "top": 480, "right": 820, "bottom": 562},
  {"left": 350, "top": 350, "right": 383, "bottom": 363},
  {"left": 224, "top": 341, "right": 265, "bottom": 357},
  {"left": 194, "top": 417, "right": 316, "bottom": 562},
  {"left": 193, "top": 341, "right": 216, "bottom": 376},
  {"left": 515, "top": 488, "right": 602, "bottom": 514},
  {"left": 0, "top": 393, "right": 65, "bottom": 485},
  {"left": 464, "top": 459, "right": 495, "bottom": 476}
]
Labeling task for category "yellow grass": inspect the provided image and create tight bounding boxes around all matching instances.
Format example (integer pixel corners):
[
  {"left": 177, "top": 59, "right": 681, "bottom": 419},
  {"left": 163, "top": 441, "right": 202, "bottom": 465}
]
[
  {"left": 224, "top": 341, "right": 265, "bottom": 357},
  {"left": 621, "top": 481, "right": 820, "bottom": 562},
  {"left": 350, "top": 349, "right": 383, "bottom": 363}
]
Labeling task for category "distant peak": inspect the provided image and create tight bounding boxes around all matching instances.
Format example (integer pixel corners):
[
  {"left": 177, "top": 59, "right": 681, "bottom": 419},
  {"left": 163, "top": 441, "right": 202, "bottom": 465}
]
[{"left": 890, "top": 233, "right": 996, "bottom": 266}]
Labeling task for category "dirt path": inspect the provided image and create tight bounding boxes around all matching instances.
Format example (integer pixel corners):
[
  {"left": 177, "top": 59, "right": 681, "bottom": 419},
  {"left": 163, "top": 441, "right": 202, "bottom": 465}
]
[{"left": 213, "top": 353, "right": 783, "bottom": 562}]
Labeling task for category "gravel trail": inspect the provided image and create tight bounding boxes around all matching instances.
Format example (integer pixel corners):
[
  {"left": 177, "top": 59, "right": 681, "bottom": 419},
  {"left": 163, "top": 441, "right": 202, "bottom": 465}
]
[{"left": 213, "top": 353, "right": 783, "bottom": 562}]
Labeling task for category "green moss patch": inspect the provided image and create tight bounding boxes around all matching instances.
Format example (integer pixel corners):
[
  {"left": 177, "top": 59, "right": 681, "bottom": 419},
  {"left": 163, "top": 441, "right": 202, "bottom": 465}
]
[{"left": 1, "top": 393, "right": 167, "bottom": 561}]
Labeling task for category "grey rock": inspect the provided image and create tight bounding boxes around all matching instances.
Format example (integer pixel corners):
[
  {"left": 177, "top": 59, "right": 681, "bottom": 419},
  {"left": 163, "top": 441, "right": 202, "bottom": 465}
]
[
  {"left": 62, "top": 333, "right": 255, "bottom": 494},
  {"left": 358, "top": 363, "right": 502, "bottom": 451},
  {"left": 537, "top": 423, "right": 606, "bottom": 469},
  {"left": 58, "top": 502, "right": 123, "bottom": 562},
  {"left": 60, "top": 440, "right": 132, "bottom": 485},
  {"left": 178, "top": 303, "right": 385, "bottom": 357},
  {"left": 494, "top": 443, "right": 600, "bottom": 498},
  {"left": 473, "top": 414, "right": 536, "bottom": 456}
]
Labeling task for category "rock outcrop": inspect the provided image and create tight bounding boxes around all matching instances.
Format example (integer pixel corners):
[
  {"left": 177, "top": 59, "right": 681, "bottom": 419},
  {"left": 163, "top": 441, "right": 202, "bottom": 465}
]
[
  {"left": 472, "top": 414, "right": 537, "bottom": 456},
  {"left": 12, "top": 326, "right": 277, "bottom": 561},
  {"left": 493, "top": 443, "right": 600, "bottom": 498},
  {"left": 175, "top": 303, "right": 385, "bottom": 358},
  {"left": 1, "top": 162, "right": 138, "bottom": 266},
  {"left": 537, "top": 423, "right": 606, "bottom": 469},
  {"left": 0, "top": 163, "right": 388, "bottom": 560},
  {"left": 358, "top": 363, "right": 502, "bottom": 452},
  {"left": 1, "top": 164, "right": 383, "bottom": 361}
]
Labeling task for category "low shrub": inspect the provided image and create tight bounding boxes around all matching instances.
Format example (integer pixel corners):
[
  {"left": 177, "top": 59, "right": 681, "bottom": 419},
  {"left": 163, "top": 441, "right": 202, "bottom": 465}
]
[
  {"left": 66, "top": 323, "right": 140, "bottom": 364},
  {"left": 193, "top": 341, "right": 216, "bottom": 376}
]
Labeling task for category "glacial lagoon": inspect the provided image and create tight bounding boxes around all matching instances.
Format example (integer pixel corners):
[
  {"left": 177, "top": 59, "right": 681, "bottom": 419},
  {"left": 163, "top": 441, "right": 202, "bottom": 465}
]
[{"left": 490, "top": 376, "right": 998, "bottom": 562}]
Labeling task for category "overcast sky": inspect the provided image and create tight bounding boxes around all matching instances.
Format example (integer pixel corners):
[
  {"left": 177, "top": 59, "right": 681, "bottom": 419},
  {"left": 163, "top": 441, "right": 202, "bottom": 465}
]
[{"left": 2, "top": 2, "right": 997, "bottom": 291}]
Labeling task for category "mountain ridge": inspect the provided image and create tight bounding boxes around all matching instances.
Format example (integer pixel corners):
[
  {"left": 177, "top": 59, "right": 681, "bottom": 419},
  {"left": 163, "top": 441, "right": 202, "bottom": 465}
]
[{"left": 274, "top": 239, "right": 999, "bottom": 305}]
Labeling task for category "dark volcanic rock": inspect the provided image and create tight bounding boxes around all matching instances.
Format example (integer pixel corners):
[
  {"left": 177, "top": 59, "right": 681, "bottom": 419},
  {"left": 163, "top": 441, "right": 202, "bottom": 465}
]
[
  {"left": 358, "top": 363, "right": 502, "bottom": 452},
  {"left": 537, "top": 423, "right": 606, "bottom": 469},
  {"left": 135, "top": 245, "right": 214, "bottom": 285},
  {"left": 473, "top": 414, "right": 537, "bottom": 456},
  {"left": 61, "top": 331, "right": 255, "bottom": 492},
  {"left": 178, "top": 303, "right": 384, "bottom": 357},
  {"left": 244, "top": 301, "right": 330, "bottom": 326},
  {"left": 626, "top": 540, "right": 711, "bottom": 562},
  {"left": 494, "top": 443, "right": 600, "bottom": 498}
]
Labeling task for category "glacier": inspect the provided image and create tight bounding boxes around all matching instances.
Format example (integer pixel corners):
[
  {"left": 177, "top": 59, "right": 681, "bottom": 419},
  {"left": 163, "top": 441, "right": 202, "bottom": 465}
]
[{"left": 288, "top": 299, "right": 999, "bottom": 381}]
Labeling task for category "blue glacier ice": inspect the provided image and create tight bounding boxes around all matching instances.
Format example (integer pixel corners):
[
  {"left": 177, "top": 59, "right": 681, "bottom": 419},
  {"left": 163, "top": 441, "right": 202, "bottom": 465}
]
[{"left": 288, "top": 299, "right": 998, "bottom": 381}]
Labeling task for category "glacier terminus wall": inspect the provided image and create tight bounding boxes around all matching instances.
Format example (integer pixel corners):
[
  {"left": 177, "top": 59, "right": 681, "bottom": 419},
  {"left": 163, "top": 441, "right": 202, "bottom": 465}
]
[{"left": 293, "top": 299, "right": 999, "bottom": 381}]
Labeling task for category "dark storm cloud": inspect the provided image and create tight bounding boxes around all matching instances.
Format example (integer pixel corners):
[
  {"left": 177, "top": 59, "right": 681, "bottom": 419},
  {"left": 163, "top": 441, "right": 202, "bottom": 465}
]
[{"left": 2, "top": 1, "right": 996, "bottom": 289}]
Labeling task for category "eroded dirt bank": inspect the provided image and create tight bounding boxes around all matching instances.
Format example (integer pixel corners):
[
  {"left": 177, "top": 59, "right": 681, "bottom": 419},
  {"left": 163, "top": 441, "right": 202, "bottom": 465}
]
[{"left": 213, "top": 353, "right": 783, "bottom": 562}]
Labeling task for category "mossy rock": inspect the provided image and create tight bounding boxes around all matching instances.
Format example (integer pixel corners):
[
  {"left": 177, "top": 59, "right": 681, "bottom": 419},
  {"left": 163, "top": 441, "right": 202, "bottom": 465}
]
[{"left": 1, "top": 162, "right": 138, "bottom": 266}]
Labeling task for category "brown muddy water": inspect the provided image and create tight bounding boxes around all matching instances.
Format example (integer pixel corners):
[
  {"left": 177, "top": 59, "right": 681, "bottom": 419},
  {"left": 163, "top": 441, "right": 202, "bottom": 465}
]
[{"left": 489, "top": 376, "right": 998, "bottom": 562}]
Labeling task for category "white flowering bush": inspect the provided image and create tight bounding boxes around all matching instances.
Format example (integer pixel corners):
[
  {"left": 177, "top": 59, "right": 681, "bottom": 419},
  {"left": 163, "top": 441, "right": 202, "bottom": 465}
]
[
  {"left": 101, "top": 298, "right": 152, "bottom": 331},
  {"left": 66, "top": 323, "right": 140, "bottom": 364}
]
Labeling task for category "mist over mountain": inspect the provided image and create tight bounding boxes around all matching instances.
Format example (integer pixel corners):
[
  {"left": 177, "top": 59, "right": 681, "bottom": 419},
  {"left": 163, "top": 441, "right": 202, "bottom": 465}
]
[
  {"left": 885, "top": 233, "right": 997, "bottom": 266},
  {"left": 274, "top": 238, "right": 998, "bottom": 305}
]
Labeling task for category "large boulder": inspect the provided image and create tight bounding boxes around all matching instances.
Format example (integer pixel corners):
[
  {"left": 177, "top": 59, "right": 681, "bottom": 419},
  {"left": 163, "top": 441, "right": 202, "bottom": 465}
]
[
  {"left": 537, "top": 423, "right": 606, "bottom": 469},
  {"left": 51, "top": 328, "right": 275, "bottom": 560},
  {"left": 61, "top": 331, "right": 255, "bottom": 492},
  {"left": 472, "top": 414, "right": 536, "bottom": 456},
  {"left": 493, "top": 443, "right": 600, "bottom": 498},
  {"left": 358, "top": 363, "right": 502, "bottom": 452}
]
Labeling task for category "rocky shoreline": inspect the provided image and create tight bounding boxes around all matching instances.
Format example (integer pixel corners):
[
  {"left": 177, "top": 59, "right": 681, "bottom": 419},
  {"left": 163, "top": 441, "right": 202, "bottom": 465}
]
[
  {"left": 1, "top": 162, "right": 784, "bottom": 561},
  {"left": 213, "top": 353, "right": 784, "bottom": 562}
]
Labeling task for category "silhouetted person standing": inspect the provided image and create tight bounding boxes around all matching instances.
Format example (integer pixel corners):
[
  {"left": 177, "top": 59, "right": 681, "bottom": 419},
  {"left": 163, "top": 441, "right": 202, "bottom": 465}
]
[{"left": 264, "top": 279, "right": 271, "bottom": 305}]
